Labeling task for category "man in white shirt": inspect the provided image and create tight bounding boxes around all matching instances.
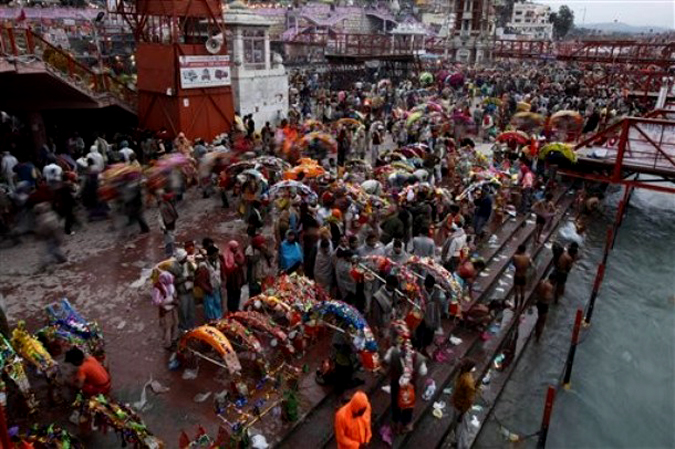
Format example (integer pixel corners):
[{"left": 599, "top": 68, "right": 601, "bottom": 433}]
[
  {"left": 43, "top": 159, "right": 63, "bottom": 184},
  {"left": 1, "top": 150, "right": 18, "bottom": 189},
  {"left": 86, "top": 146, "right": 105, "bottom": 173},
  {"left": 441, "top": 222, "right": 467, "bottom": 273},
  {"left": 119, "top": 141, "right": 135, "bottom": 163}
]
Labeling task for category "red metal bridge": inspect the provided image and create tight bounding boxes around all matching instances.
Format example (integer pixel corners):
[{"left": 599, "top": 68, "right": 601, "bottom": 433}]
[{"left": 0, "top": 27, "right": 136, "bottom": 114}]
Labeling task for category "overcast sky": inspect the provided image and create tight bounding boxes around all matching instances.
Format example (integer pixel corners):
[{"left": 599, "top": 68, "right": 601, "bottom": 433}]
[{"left": 537, "top": 0, "right": 675, "bottom": 29}]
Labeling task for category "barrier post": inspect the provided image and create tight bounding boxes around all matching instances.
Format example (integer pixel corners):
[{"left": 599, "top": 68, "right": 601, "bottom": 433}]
[
  {"left": 584, "top": 263, "right": 605, "bottom": 326},
  {"left": 0, "top": 404, "right": 11, "bottom": 449},
  {"left": 536, "top": 386, "right": 556, "bottom": 449},
  {"left": 563, "top": 309, "right": 584, "bottom": 389}
]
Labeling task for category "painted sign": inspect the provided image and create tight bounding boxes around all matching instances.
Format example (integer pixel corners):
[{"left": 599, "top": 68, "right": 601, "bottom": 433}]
[{"left": 179, "top": 55, "right": 231, "bottom": 89}]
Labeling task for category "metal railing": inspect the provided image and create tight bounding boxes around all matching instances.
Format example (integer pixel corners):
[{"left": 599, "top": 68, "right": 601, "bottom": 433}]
[{"left": 0, "top": 26, "right": 136, "bottom": 111}]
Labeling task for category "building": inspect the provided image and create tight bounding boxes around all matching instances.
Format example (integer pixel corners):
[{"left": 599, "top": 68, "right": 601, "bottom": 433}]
[
  {"left": 224, "top": 1, "right": 289, "bottom": 127},
  {"left": 449, "top": 0, "right": 495, "bottom": 63},
  {"left": 507, "top": 0, "right": 553, "bottom": 40}
]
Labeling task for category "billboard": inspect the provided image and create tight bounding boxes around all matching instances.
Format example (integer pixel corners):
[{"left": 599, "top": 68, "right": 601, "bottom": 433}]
[{"left": 179, "top": 55, "right": 231, "bottom": 89}]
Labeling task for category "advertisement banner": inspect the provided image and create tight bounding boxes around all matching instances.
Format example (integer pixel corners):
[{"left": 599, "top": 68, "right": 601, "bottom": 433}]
[{"left": 179, "top": 55, "right": 231, "bottom": 89}]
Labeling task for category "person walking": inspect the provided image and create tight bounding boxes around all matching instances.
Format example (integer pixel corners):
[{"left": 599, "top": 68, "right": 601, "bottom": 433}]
[
  {"left": 195, "top": 246, "right": 224, "bottom": 321},
  {"left": 385, "top": 321, "right": 427, "bottom": 434},
  {"left": 158, "top": 192, "right": 179, "bottom": 257},
  {"left": 451, "top": 359, "right": 477, "bottom": 449},
  {"left": 223, "top": 240, "right": 246, "bottom": 312},
  {"left": 151, "top": 271, "right": 179, "bottom": 349}
]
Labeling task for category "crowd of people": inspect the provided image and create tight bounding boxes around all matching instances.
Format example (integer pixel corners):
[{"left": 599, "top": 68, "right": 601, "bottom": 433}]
[{"left": 0, "top": 59, "right": 620, "bottom": 447}]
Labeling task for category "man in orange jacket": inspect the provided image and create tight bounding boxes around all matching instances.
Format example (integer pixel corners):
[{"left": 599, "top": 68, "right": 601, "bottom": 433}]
[{"left": 334, "top": 391, "right": 372, "bottom": 449}]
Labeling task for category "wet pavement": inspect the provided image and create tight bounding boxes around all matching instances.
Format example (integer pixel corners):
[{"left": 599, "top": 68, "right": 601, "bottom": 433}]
[{"left": 1, "top": 190, "right": 253, "bottom": 447}]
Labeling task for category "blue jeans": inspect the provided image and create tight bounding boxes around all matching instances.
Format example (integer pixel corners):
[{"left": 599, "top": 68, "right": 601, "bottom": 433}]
[{"left": 203, "top": 290, "right": 222, "bottom": 321}]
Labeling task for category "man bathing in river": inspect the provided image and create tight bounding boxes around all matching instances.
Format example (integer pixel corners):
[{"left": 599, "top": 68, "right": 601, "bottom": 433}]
[{"left": 512, "top": 244, "right": 532, "bottom": 311}]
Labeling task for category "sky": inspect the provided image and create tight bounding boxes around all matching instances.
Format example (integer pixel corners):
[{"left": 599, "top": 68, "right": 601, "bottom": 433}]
[{"left": 537, "top": 0, "right": 675, "bottom": 29}]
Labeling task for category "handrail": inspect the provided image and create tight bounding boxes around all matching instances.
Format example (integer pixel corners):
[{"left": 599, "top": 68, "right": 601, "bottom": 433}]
[{"left": 0, "top": 26, "right": 136, "bottom": 110}]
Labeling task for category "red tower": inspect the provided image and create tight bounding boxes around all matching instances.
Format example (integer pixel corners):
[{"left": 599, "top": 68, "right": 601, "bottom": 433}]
[{"left": 119, "top": 0, "right": 235, "bottom": 140}]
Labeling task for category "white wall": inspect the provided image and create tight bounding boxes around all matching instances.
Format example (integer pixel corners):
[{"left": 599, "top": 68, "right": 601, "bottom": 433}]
[{"left": 232, "top": 68, "right": 289, "bottom": 127}]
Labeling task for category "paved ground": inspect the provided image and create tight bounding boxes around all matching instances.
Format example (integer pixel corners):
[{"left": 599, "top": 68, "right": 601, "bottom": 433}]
[{"left": 1, "top": 190, "right": 252, "bottom": 447}]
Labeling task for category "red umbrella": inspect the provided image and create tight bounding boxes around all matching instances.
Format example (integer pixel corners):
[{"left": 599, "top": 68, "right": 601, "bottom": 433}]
[{"left": 496, "top": 130, "right": 530, "bottom": 145}]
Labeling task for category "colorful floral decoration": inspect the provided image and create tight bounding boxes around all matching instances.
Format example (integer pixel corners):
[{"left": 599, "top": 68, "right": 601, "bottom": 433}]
[
  {"left": 391, "top": 320, "right": 414, "bottom": 386},
  {"left": 19, "top": 423, "right": 83, "bottom": 449},
  {"left": 41, "top": 298, "right": 105, "bottom": 361},
  {"left": 74, "top": 394, "right": 164, "bottom": 449},
  {"left": 230, "top": 311, "right": 295, "bottom": 354},
  {"left": 305, "top": 300, "right": 379, "bottom": 370},
  {"left": 11, "top": 321, "right": 57, "bottom": 375},
  {"left": 178, "top": 325, "right": 242, "bottom": 375},
  {"left": 0, "top": 334, "right": 35, "bottom": 410},
  {"left": 406, "top": 256, "right": 465, "bottom": 301},
  {"left": 213, "top": 318, "right": 263, "bottom": 354}
]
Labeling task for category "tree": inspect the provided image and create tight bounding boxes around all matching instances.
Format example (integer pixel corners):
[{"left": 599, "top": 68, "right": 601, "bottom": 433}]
[{"left": 549, "top": 5, "right": 575, "bottom": 40}]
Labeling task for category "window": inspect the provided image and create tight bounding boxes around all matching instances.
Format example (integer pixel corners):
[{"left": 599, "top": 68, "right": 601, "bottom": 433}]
[{"left": 243, "top": 28, "right": 265, "bottom": 69}]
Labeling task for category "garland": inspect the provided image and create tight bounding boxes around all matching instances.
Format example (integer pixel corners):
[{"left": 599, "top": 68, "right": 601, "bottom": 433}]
[
  {"left": 11, "top": 321, "right": 57, "bottom": 374},
  {"left": 74, "top": 394, "right": 163, "bottom": 449},
  {"left": 20, "top": 423, "right": 83, "bottom": 449},
  {"left": 305, "top": 300, "right": 378, "bottom": 353}
]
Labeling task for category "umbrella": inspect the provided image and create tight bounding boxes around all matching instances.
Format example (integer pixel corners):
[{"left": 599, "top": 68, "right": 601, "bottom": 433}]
[
  {"left": 348, "top": 111, "right": 365, "bottom": 122},
  {"left": 419, "top": 72, "right": 434, "bottom": 86},
  {"left": 269, "top": 179, "right": 318, "bottom": 202},
  {"left": 549, "top": 110, "right": 583, "bottom": 131},
  {"left": 371, "top": 96, "right": 384, "bottom": 109},
  {"left": 406, "top": 111, "right": 424, "bottom": 127},
  {"left": 445, "top": 73, "right": 464, "bottom": 88},
  {"left": 370, "top": 121, "right": 385, "bottom": 133},
  {"left": 496, "top": 130, "right": 530, "bottom": 145},
  {"left": 337, "top": 118, "right": 362, "bottom": 129},
  {"left": 511, "top": 112, "right": 545, "bottom": 132},
  {"left": 539, "top": 142, "right": 577, "bottom": 163},
  {"left": 483, "top": 97, "right": 502, "bottom": 107},
  {"left": 298, "top": 132, "right": 338, "bottom": 158},
  {"left": 283, "top": 158, "right": 326, "bottom": 181},
  {"left": 452, "top": 111, "right": 473, "bottom": 125},
  {"left": 516, "top": 101, "right": 531, "bottom": 113},
  {"left": 301, "top": 119, "right": 324, "bottom": 133}
]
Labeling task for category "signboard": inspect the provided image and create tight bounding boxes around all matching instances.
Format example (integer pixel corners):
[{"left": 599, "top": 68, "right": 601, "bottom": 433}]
[{"left": 179, "top": 55, "right": 231, "bottom": 89}]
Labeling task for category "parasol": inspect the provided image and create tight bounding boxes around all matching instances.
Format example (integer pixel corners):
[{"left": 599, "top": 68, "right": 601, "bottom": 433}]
[
  {"left": 539, "top": 142, "right": 577, "bottom": 163},
  {"left": 282, "top": 159, "right": 326, "bottom": 182},
  {"left": 549, "top": 110, "right": 584, "bottom": 132},
  {"left": 405, "top": 256, "right": 463, "bottom": 301},
  {"left": 269, "top": 179, "right": 318, "bottom": 202},
  {"left": 406, "top": 111, "right": 424, "bottom": 127},
  {"left": 230, "top": 311, "right": 293, "bottom": 353},
  {"left": 496, "top": 130, "right": 530, "bottom": 146},
  {"left": 348, "top": 111, "right": 365, "bottom": 122},
  {"left": 445, "top": 72, "right": 464, "bottom": 88},
  {"left": 511, "top": 111, "right": 545, "bottom": 132},
  {"left": 304, "top": 300, "right": 379, "bottom": 369},
  {"left": 298, "top": 131, "right": 338, "bottom": 158},
  {"left": 419, "top": 72, "right": 434, "bottom": 86},
  {"left": 301, "top": 119, "right": 325, "bottom": 133},
  {"left": 178, "top": 325, "right": 241, "bottom": 375},
  {"left": 337, "top": 118, "right": 363, "bottom": 129}
]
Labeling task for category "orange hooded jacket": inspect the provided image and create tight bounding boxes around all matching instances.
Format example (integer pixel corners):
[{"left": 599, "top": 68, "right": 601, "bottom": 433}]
[{"left": 334, "top": 391, "right": 372, "bottom": 449}]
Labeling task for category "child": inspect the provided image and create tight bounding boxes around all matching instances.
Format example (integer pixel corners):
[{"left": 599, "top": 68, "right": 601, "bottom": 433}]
[{"left": 152, "top": 271, "right": 179, "bottom": 349}]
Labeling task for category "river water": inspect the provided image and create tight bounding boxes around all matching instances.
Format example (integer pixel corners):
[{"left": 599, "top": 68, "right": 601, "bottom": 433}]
[{"left": 475, "top": 186, "right": 675, "bottom": 448}]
